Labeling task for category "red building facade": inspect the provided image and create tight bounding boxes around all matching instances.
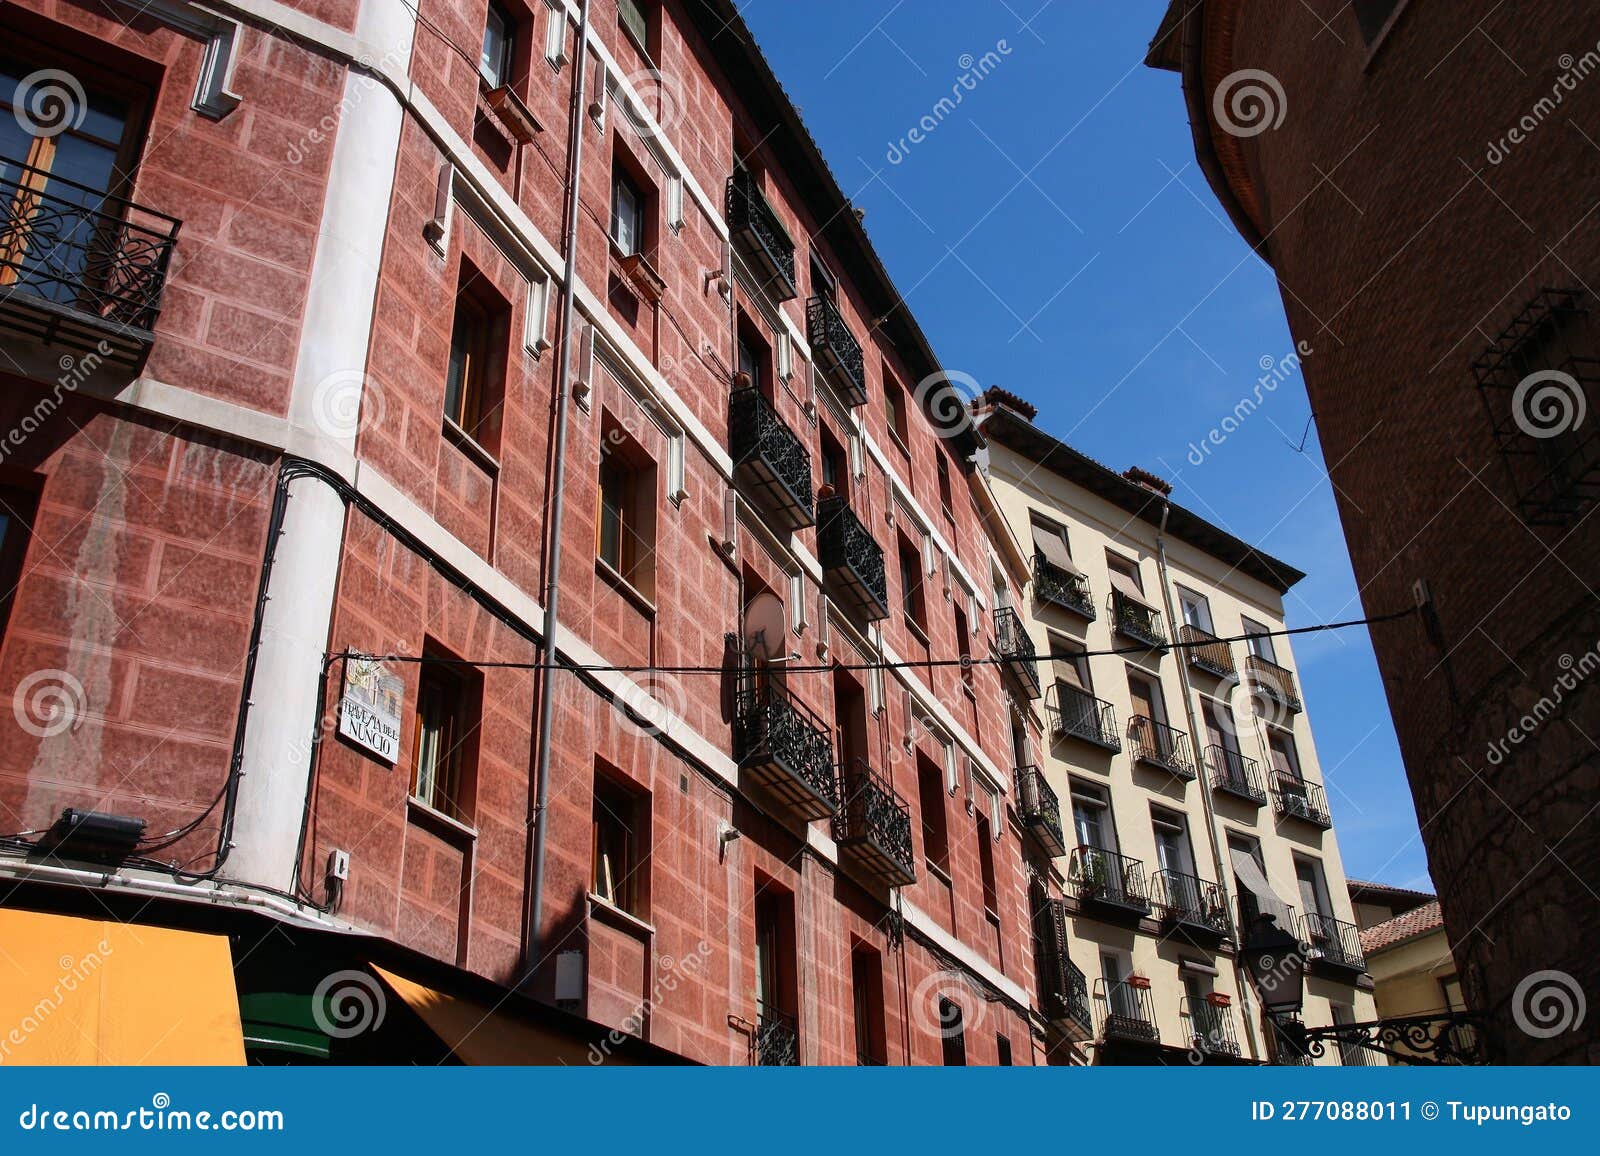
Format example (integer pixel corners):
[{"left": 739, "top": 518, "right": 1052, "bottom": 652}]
[{"left": 0, "top": 0, "right": 1062, "bottom": 1064}]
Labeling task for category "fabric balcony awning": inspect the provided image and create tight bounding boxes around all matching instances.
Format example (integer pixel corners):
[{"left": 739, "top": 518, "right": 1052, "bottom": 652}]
[
  {"left": 1108, "top": 569, "right": 1159, "bottom": 611},
  {"left": 0, "top": 908, "right": 245, "bottom": 1065},
  {"left": 1229, "top": 849, "right": 1296, "bottom": 930},
  {"left": 1031, "top": 523, "right": 1082, "bottom": 575}
]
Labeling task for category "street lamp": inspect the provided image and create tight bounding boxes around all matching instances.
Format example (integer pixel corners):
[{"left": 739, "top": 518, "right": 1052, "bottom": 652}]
[{"left": 1238, "top": 912, "right": 1305, "bottom": 1017}]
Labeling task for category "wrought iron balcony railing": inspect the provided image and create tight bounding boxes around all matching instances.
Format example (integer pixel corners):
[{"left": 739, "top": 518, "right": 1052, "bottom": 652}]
[
  {"left": 834, "top": 758, "right": 915, "bottom": 888},
  {"left": 1015, "top": 765, "right": 1066, "bottom": 857},
  {"left": 1129, "top": 715, "right": 1196, "bottom": 779},
  {"left": 806, "top": 294, "right": 867, "bottom": 407},
  {"left": 733, "top": 680, "right": 837, "bottom": 821},
  {"left": 1179, "top": 624, "right": 1235, "bottom": 678},
  {"left": 726, "top": 168, "right": 797, "bottom": 301},
  {"left": 1206, "top": 745, "right": 1267, "bottom": 805},
  {"left": 1247, "top": 653, "right": 1302, "bottom": 713},
  {"left": 731, "top": 384, "right": 814, "bottom": 532},
  {"left": 1094, "top": 978, "right": 1159, "bottom": 1044},
  {"left": 1048, "top": 682, "right": 1121, "bottom": 752},
  {"left": 1069, "top": 845, "right": 1152, "bottom": 921},
  {"left": 1155, "top": 869, "right": 1233, "bottom": 946},
  {"left": 817, "top": 496, "right": 888, "bottom": 622},
  {"left": 1109, "top": 591, "right": 1168, "bottom": 651},
  {"left": 1238, "top": 892, "right": 1296, "bottom": 943},
  {"left": 755, "top": 1007, "right": 799, "bottom": 1065},
  {"left": 993, "top": 607, "right": 1041, "bottom": 699},
  {"left": 1302, "top": 912, "right": 1366, "bottom": 976},
  {"left": 1185, "top": 996, "right": 1243, "bottom": 1058},
  {"left": 1035, "top": 898, "right": 1092, "bottom": 1040},
  {"left": 1273, "top": 775, "right": 1333, "bottom": 828},
  {"left": 0, "top": 157, "right": 181, "bottom": 368},
  {"left": 1032, "top": 554, "right": 1095, "bottom": 619}
]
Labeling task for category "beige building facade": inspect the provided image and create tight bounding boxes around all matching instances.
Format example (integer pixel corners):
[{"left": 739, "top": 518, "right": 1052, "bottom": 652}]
[{"left": 975, "top": 389, "right": 1378, "bottom": 1064}]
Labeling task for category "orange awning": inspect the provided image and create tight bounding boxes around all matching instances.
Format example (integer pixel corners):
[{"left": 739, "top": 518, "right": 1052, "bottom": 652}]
[{"left": 0, "top": 908, "right": 245, "bottom": 1065}]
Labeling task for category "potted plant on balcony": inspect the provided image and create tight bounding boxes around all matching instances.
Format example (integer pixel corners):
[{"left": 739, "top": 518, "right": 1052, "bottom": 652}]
[
  {"left": 1206, "top": 992, "right": 1232, "bottom": 1007},
  {"left": 1128, "top": 975, "right": 1152, "bottom": 990},
  {"left": 1077, "top": 851, "right": 1109, "bottom": 898}
]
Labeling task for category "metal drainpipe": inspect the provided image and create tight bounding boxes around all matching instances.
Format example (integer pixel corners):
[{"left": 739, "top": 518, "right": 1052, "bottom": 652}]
[
  {"left": 1152, "top": 498, "right": 1264, "bottom": 1060},
  {"left": 521, "top": 0, "right": 592, "bottom": 990}
]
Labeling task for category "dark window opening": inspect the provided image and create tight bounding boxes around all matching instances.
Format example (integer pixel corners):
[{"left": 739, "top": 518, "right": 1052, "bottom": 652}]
[
  {"left": 940, "top": 999, "right": 966, "bottom": 1065},
  {"left": 592, "top": 770, "right": 649, "bottom": 916},
  {"left": 410, "top": 656, "right": 477, "bottom": 823},
  {"left": 850, "top": 944, "right": 886, "bottom": 1066}
]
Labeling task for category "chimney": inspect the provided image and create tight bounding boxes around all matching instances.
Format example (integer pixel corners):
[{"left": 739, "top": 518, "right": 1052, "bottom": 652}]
[
  {"left": 1122, "top": 466, "right": 1172, "bottom": 496},
  {"left": 974, "top": 385, "right": 1038, "bottom": 422}
]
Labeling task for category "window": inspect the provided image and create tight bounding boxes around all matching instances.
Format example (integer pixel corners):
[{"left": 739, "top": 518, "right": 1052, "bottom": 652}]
[
  {"left": 1106, "top": 550, "right": 1143, "bottom": 591},
  {"left": 1242, "top": 615, "right": 1276, "bottom": 662},
  {"left": 917, "top": 755, "right": 949, "bottom": 874},
  {"left": 1070, "top": 781, "right": 1111, "bottom": 850},
  {"left": 595, "top": 417, "right": 656, "bottom": 596},
  {"left": 1101, "top": 951, "right": 1137, "bottom": 1020},
  {"left": 543, "top": 1, "right": 568, "bottom": 65},
  {"left": 0, "top": 489, "right": 37, "bottom": 644},
  {"left": 411, "top": 662, "right": 473, "bottom": 822},
  {"left": 1201, "top": 697, "right": 1238, "bottom": 753},
  {"left": 819, "top": 427, "right": 849, "bottom": 501},
  {"left": 754, "top": 885, "right": 798, "bottom": 1059},
  {"left": 618, "top": 0, "right": 651, "bottom": 56},
  {"left": 810, "top": 250, "right": 836, "bottom": 301},
  {"left": 935, "top": 453, "right": 955, "bottom": 517},
  {"left": 976, "top": 810, "right": 998, "bottom": 913},
  {"left": 884, "top": 369, "right": 910, "bottom": 449},
  {"left": 898, "top": 535, "right": 928, "bottom": 634},
  {"left": 1049, "top": 635, "right": 1091, "bottom": 691},
  {"left": 444, "top": 268, "right": 507, "bottom": 452},
  {"left": 480, "top": 2, "right": 515, "bottom": 87},
  {"left": 736, "top": 318, "right": 768, "bottom": 396},
  {"left": 592, "top": 772, "right": 647, "bottom": 915},
  {"left": 1267, "top": 728, "right": 1302, "bottom": 782},
  {"left": 1295, "top": 856, "right": 1330, "bottom": 919},
  {"left": 939, "top": 999, "right": 966, "bottom": 1065},
  {"left": 1177, "top": 587, "right": 1214, "bottom": 632},
  {"left": 953, "top": 603, "right": 973, "bottom": 691},
  {"left": 995, "top": 1034, "right": 1013, "bottom": 1066},
  {"left": 850, "top": 945, "right": 886, "bottom": 1066},
  {"left": 1330, "top": 1004, "right": 1371, "bottom": 1065},
  {"left": 611, "top": 165, "right": 645, "bottom": 256},
  {"left": 1150, "top": 808, "right": 1192, "bottom": 878}
]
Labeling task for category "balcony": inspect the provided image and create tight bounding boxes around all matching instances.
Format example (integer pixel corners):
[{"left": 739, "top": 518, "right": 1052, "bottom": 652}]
[
  {"left": 1069, "top": 846, "right": 1152, "bottom": 924},
  {"left": 1179, "top": 624, "right": 1235, "bottom": 679},
  {"left": 755, "top": 1008, "right": 799, "bottom": 1065},
  {"left": 731, "top": 385, "right": 814, "bottom": 532},
  {"left": 816, "top": 496, "right": 888, "bottom": 622},
  {"left": 1238, "top": 892, "right": 1296, "bottom": 942},
  {"left": 1032, "top": 554, "right": 1095, "bottom": 619},
  {"left": 1015, "top": 765, "right": 1066, "bottom": 857},
  {"left": 1048, "top": 683, "right": 1121, "bottom": 752},
  {"left": 726, "top": 168, "right": 796, "bottom": 301},
  {"left": 733, "top": 681, "right": 837, "bottom": 821},
  {"left": 1272, "top": 775, "right": 1333, "bottom": 829},
  {"left": 993, "top": 607, "right": 1041, "bottom": 699},
  {"left": 1128, "top": 716, "right": 1195, "bottom": 779},
  {"left": 1109, "top": 591, "right": 1168, "bottom": 652},
  {"left": 1185, "top": 996, "right": 1243, "bottom": 1059},
  {"left": 1095, "top": 978, "right": 1160, "bottom": 1045},
  {"left": 1302, "top": 912, "right": 1366, "bottom": 978},
  {"left": 1035, "top": 899, "right": 1092, "bottom": 1040},
  {"left": 1, "top": 157, "right": 180, "bottom": 371},
  {"left": 806, "top": 294, "right": 866, "bottom": 407},
  {"left": 834, "top": 758, "right": 915, "bottom": 888},
  {"left": 1247, "top": 654, "right": 1302, "bottom": 713},
  {"left": 1206, "top": 745, "right": 1267, "bottom": 806},
  {"left": 1155, "top": 869, "right": 1233, "bottom": 948}
]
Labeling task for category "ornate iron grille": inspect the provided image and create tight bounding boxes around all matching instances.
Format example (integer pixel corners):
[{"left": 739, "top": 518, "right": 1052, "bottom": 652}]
[
  {"left": 733, "top": 677, "right": 837, "bottom": 819},
  {"left": 1273, "top": 775, "right": 1332, "bottom": 828},
  {"left": 730, "top": 384, "right": 814, "bottom": 531},
  {"left": 993, "top": 606, "right": 1041, "bottom": 698},
  {"left": 805, "top": 293, "right": 866, "bottom": 406},
  {"left": 1109, "top": 591, "right": 1168, "bottom": 650},
  {"left": 1206, "top": 745, "right": 1267, "bottom": 804},
  {"left": 834, "top": 758, "right": 914, "bottom": 887},
  {"left": 1129, "top": 715, "right": 1195, "bottom": 778},
  {"left": 754, "top": 1008, "right": 799, "bottom": 1065},
  {"left": 816, "top": 495, "right": 888, "bottom": 621},
  {"left": 1032, "top": 554, "right": 1095, "bottom": 618},
  {"left": 1472, "top": 287, "right": 1600, "bottom": 525},
  {"left": 1035, "top": 898, "right": 1091, "bottom": 1037},
  {"left": 1247, "top": 653, "right": 1302, "bottom": 713},
  {"left": 1185, "top": 997, "right": 1243, "bottom": 1058},
  {"left": 1049, "top": 682, "right": 1121, "bottom": 751},
  {"left": 726, "top": 168, "right": 797, "bottom": 301},
  {"left": 0, "top": 157, "right": 180, "bottom": 366},
  {"left": 1094, "top": 977, "right": 1159, "bottom": 1043},
  {"left": 1070, "top": 846, "right": 1152, "bottom": 915},
  {"left": 1155, "top": 869, "right": 1233, "bottom": 941},
  {"left": 1015, "top": 765, "right": 1066, "bottom": 857},
  {"left": 1179, "top": 624, "right": 1235, "bottom": 677},
  {"left": 1302, "top": 911, "right": 1366, "bottom": 973}
]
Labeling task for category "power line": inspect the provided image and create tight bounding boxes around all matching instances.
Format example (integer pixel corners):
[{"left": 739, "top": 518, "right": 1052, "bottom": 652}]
[{"left": 327, "top": 606, "right": 1417, "bottom": 677}]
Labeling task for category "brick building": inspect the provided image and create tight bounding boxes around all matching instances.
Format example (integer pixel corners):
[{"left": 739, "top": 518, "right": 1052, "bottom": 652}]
[
  {"left": 0, "top": 0, "right": 1062, "bottom": 1064},
  {"left": 1148, "top": 0, "right": 1600, "bottom": 1062}
]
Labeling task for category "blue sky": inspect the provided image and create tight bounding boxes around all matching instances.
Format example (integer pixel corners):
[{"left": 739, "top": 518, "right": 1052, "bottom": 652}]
[{"left": 740, "top": 0, "right": 1431, "bottom": 891}]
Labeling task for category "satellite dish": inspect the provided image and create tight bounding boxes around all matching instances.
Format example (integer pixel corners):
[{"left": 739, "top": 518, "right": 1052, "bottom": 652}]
[{"left": 742, "top": 592, "right": 788, "bottom": 662}]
